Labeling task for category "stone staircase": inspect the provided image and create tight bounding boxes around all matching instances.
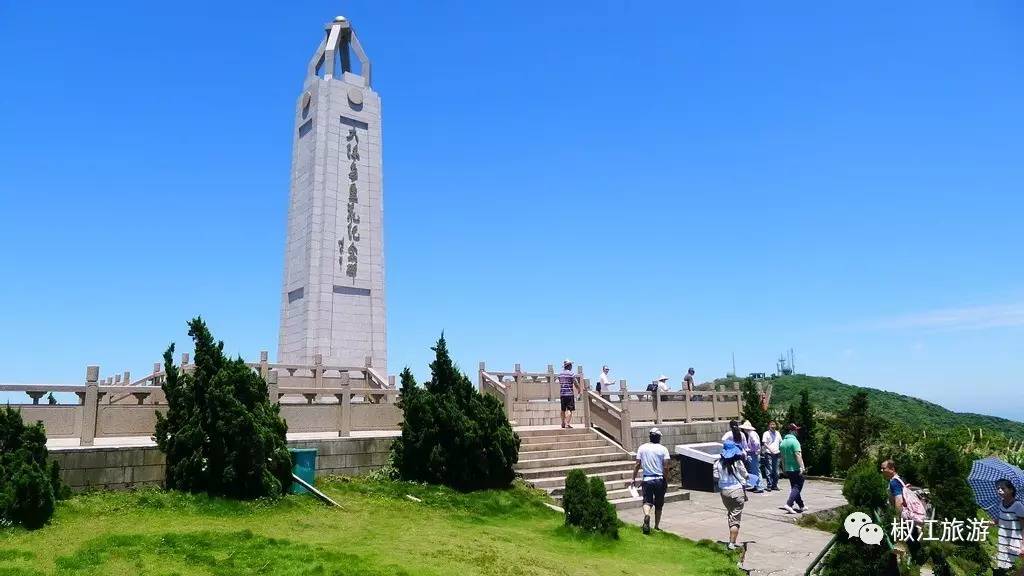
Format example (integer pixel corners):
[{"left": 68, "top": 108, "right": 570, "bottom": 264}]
[{"left": 515, "top": 427, "right": 689, "bottom": 510}]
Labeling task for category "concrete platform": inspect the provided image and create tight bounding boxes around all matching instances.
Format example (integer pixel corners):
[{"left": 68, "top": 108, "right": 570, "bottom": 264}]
[{"left": 620, "top": 479, "right": 846, "bottom": 576}]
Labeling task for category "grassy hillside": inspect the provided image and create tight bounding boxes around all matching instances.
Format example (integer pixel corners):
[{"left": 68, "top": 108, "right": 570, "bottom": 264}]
[
  {"left": 764, "top": 374, "right": 1024, "bottom": 439},
  {"left": 0, "top": 477, "right": 743, "bottom": 576}
]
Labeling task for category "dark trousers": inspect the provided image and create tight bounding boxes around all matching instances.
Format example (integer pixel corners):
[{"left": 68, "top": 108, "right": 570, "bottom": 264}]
[
  {"left": 765, "top": 453, "right": 781, "bottom": 489},
  {"left": 786, "top": 471, "right": 805, "bottom": 508}
]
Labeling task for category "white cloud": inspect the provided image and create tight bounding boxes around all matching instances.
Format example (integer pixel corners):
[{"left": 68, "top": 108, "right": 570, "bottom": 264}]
[{"left": 870, "top": 302, "right": 1024, "bottom": 331}]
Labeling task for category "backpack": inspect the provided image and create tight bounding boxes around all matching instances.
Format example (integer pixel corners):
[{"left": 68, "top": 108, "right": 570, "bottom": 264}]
[
  {"left": 646, "top": 382, "right": 659, "bottom": 393},
  {"left": 896, "top": 477, "right": 927, "bottom": 524}
]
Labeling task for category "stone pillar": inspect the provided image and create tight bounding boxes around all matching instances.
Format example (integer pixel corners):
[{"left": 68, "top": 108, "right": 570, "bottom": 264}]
[
  {"left": 336, "top": 389, "right": 351, "bottom": 437},
  {"left": 547, "top": 364, "right": 555, "bottom": 401},
  {"left": 684, "top": 388, "right": 692, "bottom": 423},
  {"left": 267, "top": 371, "right": 280, "bottom": 405},
  {"left": 711, "top": 385, "right": 720, "bottom": 422},
  {"left": 259, "top": 351, "right": 269, "bottom": 379},
  {"left": 513, "top": 363, "right": 522, "bottom": 402},
  {"left": 578, "top": 365, "right": 591, "bottom": 429},
  {"left": 314, "top": 353, "right": 324, "bottom": 388},
  {"left": 81, "top": 366, "right": 100, "bottom": 447},
  {"left": 654, "top": 390, "right": 663, "bottom": 424},
  {"left": 619, "top": 379, "right": 632, "bottom": 451}
]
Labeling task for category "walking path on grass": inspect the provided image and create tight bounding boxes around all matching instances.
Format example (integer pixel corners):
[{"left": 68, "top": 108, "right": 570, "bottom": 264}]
[{"left": 620, "top": 479, "right": 846, "bottom": 576}]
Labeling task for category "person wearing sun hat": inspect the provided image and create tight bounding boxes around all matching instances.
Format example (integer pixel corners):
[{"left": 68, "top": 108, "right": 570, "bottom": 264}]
[
  {"left": 632, "top": 427, "right": 671, "bottom": 534},
  {"left": 714, "top": 439, "right": 750, "bottom": 550},
  {"left": 558, "top": 359, "right": 582, "bottom": 429},
  {"left": 739, "top": 420, "right": 764, "bottom": 493},
  {"left": 780, "top": 423, "right": 806, "bottom": 513}
]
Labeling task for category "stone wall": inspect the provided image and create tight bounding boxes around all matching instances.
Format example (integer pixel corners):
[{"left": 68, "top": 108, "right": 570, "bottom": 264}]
[
  {"left": 50, "top": 436, "right": 394, "bottom": 492},
  {"left": 630, "top": 421, "right": 730, "bottom": 451}
]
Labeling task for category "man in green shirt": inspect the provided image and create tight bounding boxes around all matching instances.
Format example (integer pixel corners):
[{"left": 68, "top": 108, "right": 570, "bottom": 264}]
[{"left": 779, "top": 423, "right": 806, "bottom": 514}]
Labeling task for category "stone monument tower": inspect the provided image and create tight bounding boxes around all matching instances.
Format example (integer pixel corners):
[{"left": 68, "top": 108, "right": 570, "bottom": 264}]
[{"left": 278, "top": 17, "right": 386, "bottom": 375}]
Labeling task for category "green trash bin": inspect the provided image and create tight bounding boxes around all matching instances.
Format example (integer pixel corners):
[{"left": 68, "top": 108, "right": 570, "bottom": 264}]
[{"left": 289, "top": 448, "right": 318, "bottom": 495}]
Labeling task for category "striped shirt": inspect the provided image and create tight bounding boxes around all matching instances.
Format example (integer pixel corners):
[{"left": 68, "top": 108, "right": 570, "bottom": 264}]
[
  {"left": 996, "top": 500, "right": 1024, "bottom": 569},
  {"left": 558, "top": 371, "right": 576, "bottom": 397}
]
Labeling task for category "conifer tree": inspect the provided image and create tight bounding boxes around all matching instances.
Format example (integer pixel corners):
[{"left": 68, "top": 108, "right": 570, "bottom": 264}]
[
  {"left": 391, "top": 335, "right": 519, "bottom": 491},
  {"left": 797, "top": 389, "right": 818, "bottom": 472},
  {"left": 155, "top": 317, "right": 292, "bottom": 499},
  {"left": 740, "top": 378, "right": 770, "bottom": 435}
]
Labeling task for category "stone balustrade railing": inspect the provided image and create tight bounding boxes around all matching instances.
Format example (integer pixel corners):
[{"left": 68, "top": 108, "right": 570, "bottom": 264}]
[
  {"left": 478, "top": 362, "right": 589, "bottom": 403},
  {"left": 3, "top": 358, "right": 401, "bottom": 446}
]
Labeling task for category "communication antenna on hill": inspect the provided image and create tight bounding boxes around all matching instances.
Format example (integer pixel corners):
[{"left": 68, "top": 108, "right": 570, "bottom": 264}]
[
  {"left": 777, "top": 351, "right": 794, "bottom": 376},
  {"left": 732, "top": 352, "right": 736, "bottom": 378},
  {"left": 790, "top": 348, "right": 796, "bottom": 374}
]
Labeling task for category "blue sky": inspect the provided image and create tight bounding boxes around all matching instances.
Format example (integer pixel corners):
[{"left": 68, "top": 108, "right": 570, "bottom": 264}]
[{"left": 1, "top": 2, "right": 1021, "bottom": 419}]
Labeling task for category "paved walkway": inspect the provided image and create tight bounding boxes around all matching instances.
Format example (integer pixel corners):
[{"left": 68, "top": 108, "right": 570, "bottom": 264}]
[{"left": 621, "top": 479, "right": 846, "bottom": 576}]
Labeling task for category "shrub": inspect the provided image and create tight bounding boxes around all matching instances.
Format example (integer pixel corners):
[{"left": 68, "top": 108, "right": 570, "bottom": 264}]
[
  {"left": 390, "top": 335, "right": 520, "bottom": 491},
  {"left": 561, "top": 469, "right": 618, "bottom": 538},
  {"left": 819, "top": 524, "right": 899, "bottom": 576},
  {"left": 842, "top": 460, "right": 888, "bottom": 510},
  {"left": 0, "top": 405, "right": 65, "bottom": 529},
  {"left": 154, "top": 318, "right": 292, "bottom": 500},
  {"left": 561, "top": 469, "right": 589, "bottom": 527},
  {"left": 584, "top": 476, "right": 619, "bottom": 538}
]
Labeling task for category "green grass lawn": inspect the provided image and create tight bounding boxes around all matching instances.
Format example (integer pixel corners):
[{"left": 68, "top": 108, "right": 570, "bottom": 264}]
[{"left": 0, "top": 478, "right": 743, "bottom": 576}]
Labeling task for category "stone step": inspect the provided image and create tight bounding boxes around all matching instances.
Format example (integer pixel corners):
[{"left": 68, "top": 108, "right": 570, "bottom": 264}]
[
  {"left": 609, "top": 490, "right": 689, "bottom": 511},
  {"left": 528, "top": 469, "right": 636, "bottom": 489},
  {"left": 513, "top": 403, "right": 562, "bottom": 412},
  {"left": 519, "top": 445, "right": 616, "bottom": 460},
  {"left": 518, "top": 460, "right": 636, "bottom": 479},
  {"left": 553, "top": 489, "right": 689, "bottom": 511},
  {"left": 516, "top": 452, "right": 631, "bottom": 471},
  {"left": 548, "top": 478, "right": 634, "bottom": 497},
  {"left": 515, "top": 428, "right": 591, "bottom": 439},
  {"left": 518, "top": 439, "right": 609, "bottom": 452},
  {"left": 514, "top": 417, "right": 569, "bottom": 427}
]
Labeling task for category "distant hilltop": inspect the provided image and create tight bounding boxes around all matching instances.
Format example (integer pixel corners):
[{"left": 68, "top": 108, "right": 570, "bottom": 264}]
[{"left": 712, "top": 373, "right": 1024, "bottom": 439}]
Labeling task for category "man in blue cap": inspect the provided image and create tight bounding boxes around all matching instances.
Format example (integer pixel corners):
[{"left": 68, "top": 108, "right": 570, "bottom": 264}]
[{"left": 632, "top": 427, "right": 671, "bottom": 534}]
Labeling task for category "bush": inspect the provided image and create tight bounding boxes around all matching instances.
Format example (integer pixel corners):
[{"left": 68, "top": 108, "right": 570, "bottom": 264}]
[
  {"left": 562, "top": 469, "right": 589, "bottom": 526},
  {"left": 154, "top": 318, "right": 293, "bottom": 500},
  {"left": 842, "top": 460, "right": 888, "bottom": 510},
  {"left": 819, "top": 521, "right": 900, "bottom": 576},
  {"left": 390, "top": 335, "right": 520, "bottom": 491},
  {"left": 0, "top": 405, "right": 65, "bottom": 529},
  {"left": 561, "top": 469, "right": 619, "bottom": 538}
]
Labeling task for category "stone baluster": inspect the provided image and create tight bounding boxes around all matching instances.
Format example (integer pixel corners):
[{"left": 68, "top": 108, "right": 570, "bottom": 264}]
[
  {"left": 81, "top": 366, "right": 100, "bottom": 446},
  {"left": 547, "top": 364, "right": 555, "bottom": 401},
  {"left": 619, "top": 379, "right": 632, "bottom": 451},
  {"left": 314, "top": 354, "right": 324, "bottom": 388},
  {"left": 336, "top": 386, "right": 352, "bottom": 437},
  {"left": 267, "top": 370, "right": 280, "bottom": 405},
  {"left": 712, "top": 385, "right": 720, "bottom": 421},
  {"left": 513, "top": 363, "right": 522, "bottom": 402},
  {"left": 259, "top": 351, "right": 269, "bottom": 379}
]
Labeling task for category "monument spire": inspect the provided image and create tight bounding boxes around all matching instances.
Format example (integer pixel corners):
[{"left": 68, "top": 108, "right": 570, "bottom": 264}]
[
  {"left": 279, "top": 17, "right": 386, "bottom": 376},
  {"left": 308, "top": 16, "right": 372, "bottom": 85}
]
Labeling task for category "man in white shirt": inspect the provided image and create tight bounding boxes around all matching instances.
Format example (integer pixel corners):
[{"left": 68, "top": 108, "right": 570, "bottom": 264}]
[
  {"left": 632, "top": 427, "right": 671, "bottom": 535},
  {"left": 761, "top": 421, "right": 783, "bottom": 491},
  {"left": 598, "top": 365, "right": 612, "bottom": 400}
]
